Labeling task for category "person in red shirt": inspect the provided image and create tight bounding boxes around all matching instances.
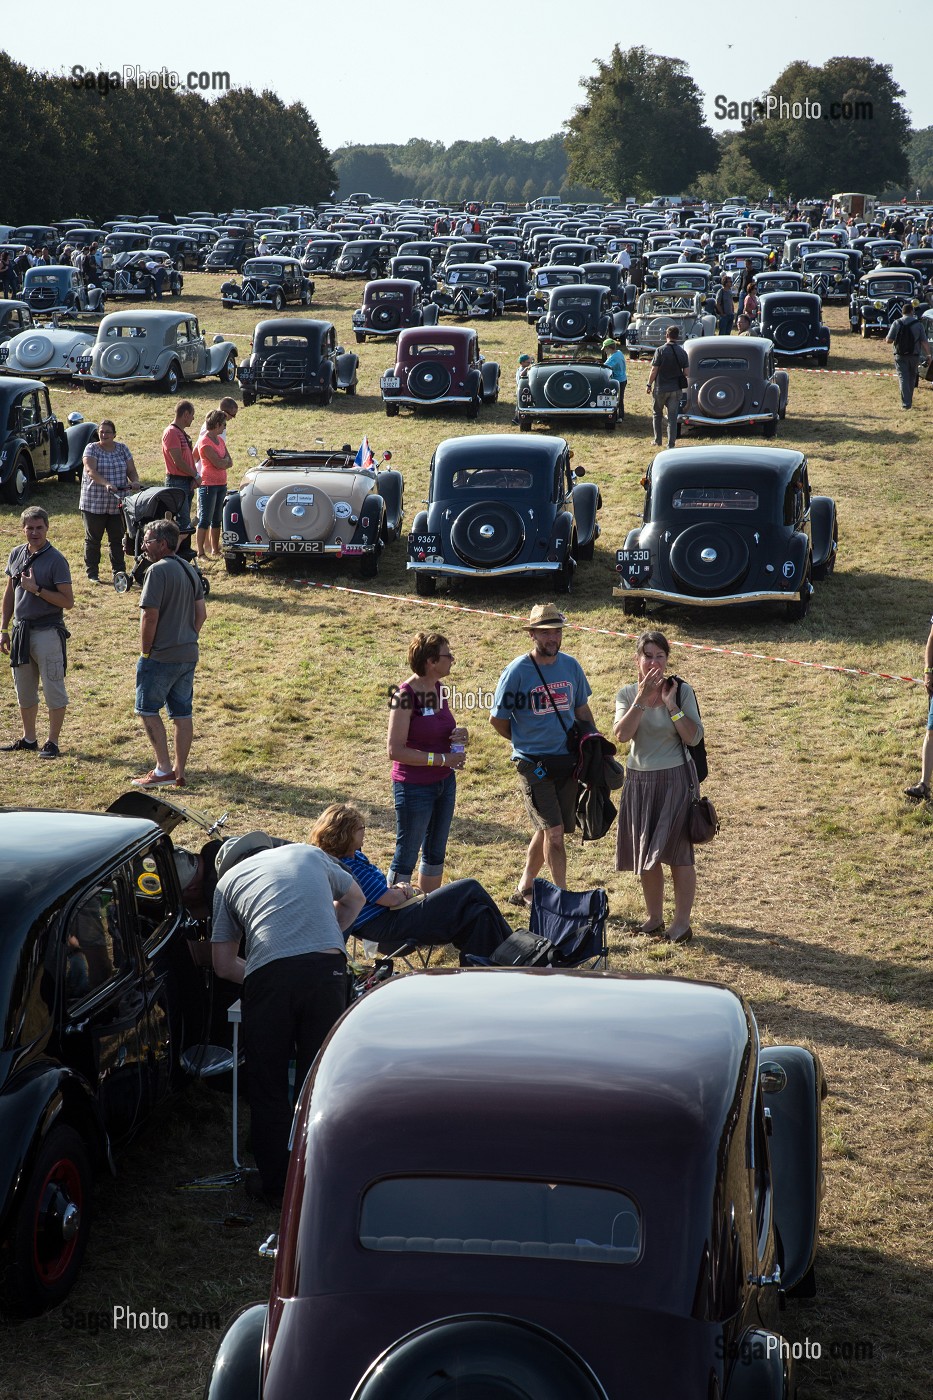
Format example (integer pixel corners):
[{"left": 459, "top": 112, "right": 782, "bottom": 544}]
[
  {"left": 160, "top": 401, "right": 198, "bottom": 534},
  {"left": 194, "top": 410, "right": 232, "bottom": 558}
]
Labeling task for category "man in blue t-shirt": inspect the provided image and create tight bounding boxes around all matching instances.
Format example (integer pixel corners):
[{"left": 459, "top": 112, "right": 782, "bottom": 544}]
[{"left": 490, "top": 602, "right": 594, "bottom": 906}]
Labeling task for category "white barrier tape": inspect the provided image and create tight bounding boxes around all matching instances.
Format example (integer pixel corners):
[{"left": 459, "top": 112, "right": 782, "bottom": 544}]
[
  {"left": 300, "top": 580, "right": 923, "bottom": 686},
  {"left": 787, "top": 366, "right": 898, "bottom": 377}
]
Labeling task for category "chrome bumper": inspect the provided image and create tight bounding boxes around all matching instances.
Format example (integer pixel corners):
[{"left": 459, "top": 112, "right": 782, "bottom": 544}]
[
  {"left": 613, "top": 583, "right": 802, "bottom": 605},
  {"left": 519, "top": 405, "right": 617, "bottom": 418},
  {"left": 680, "top": 412, "right": 777, "bottom": 427},
  {"left": 408, "top": 560, "right": 562, "bottom": 577},
  {"left": 226, "top": 542, "right": 375, "bottom": 557},
  {"left": 386, "top": 394, "right": 472, "bottom": 406}
]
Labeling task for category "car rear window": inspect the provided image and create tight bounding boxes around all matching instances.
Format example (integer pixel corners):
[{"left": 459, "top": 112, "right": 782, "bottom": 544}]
[
  {"left": 769, "top": 305, "right": 813, "bottom": 317},
  {"left": 698, "top": 357, "right": 749, "bottom": 371},
  {"left": 407, "top": 343, "right": 456, "bottom": 357},
  {"left": 451, "top": 468, "right": 533, "bottom": 489},
  {"left": 673, "top": 488, "right": 759, "bottom": 510},
  {"left": 105, "top": 325, "right": 146, "bottom": 339},
  {"left": 360, "top": 1178, "right": 641, "bottom": 1264},
  {"left": 369, "top": 289, "right": 402, "bottom": 301}
]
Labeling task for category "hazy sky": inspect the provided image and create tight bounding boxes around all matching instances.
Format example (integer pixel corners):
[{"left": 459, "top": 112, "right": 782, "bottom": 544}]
[{"left": 7, "top": 1, "right": 928, "bottom": 150}]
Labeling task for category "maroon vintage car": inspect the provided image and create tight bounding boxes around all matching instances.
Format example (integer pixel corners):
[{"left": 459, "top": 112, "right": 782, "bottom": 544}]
[
  {"left": 351, "top": 278, "right": 439, "bottom": 343},
  {"left": 380, "top": 325, "right": 499, "bottom": 418},
  {"left": 207, "top": 969, "right": 825, "bottom": 1400}
]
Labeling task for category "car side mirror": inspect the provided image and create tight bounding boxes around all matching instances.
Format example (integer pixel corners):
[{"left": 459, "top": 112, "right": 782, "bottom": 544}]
[
  {"left": 212, "top": 334, "right": 224, "bottom": 344},
  {"left": 67, "top": 412, "right": 84, "bottom": 425},
  {"left": 574, "top": 466, "right": 586, "bottom": 477},
  {"left": 335, "top": 345, "right": 344, "bottom": 355}
]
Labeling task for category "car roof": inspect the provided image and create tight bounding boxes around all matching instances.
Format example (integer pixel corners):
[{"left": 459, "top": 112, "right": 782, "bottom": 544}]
[
  {"left": 99, "top": 308, "right": 195, "bottom": 327},
  {"left": 434, "top": 433, "right": 567, "bottom": 468},
  {"left": 0, "top": 810, "right": 161, "bottom": 977},
  {"left": 0, "top": 377, "right": 51, "bottom": 397},
  {"left": 649, "top": 444, "right": 805, "bottom": 483},
  {"left": 686, "top": 334, "right": 771, "bottom": 359},
  {"left": 365, "top": 279, "right": 420, "bottom": 293},
  {"left": 760, "top": 290, "right": 821, "bottom": 306},
  {"left": 254, "top": 317, "right": 331, "bottom": 337},
  {"left": 398, "top": 325, "right": 474, "bottom": 347}
]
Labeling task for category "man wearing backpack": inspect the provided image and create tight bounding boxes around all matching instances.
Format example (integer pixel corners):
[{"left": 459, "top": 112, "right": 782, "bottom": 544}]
[
  {"left": 646, "top": 326, "right": 689, "bottom": 448},
  {"left": 714, "top": 275, "right": 735, "bottom": 335},
  {"left": 886, "top": 307, "right": 931, "bottom": 409}
]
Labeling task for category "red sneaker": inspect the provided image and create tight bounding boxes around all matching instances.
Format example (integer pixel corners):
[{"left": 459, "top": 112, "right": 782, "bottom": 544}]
[{"left": 131, "top": 768, "right": 177, "bottom": 788}]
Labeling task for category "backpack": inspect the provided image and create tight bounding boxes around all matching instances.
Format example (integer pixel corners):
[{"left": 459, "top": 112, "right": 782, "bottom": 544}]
[
  {"left": 490, "top": 931, "right": 555, "bottom": 966},
  {"left": 894, "top": 317, "right": 919, "bottom": 356},
  {"left": 672, "top": 676, "right": 708, "bottom": 783}
]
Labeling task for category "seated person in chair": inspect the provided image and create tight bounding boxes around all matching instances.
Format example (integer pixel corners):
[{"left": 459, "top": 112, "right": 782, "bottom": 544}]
[{"left": 310, "top": 803, "right": 511, "bottom": 964}]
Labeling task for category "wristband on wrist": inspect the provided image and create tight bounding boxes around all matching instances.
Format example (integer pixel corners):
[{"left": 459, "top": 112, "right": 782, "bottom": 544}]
[
  {"left": 427, "top": 752, "right": 435, "bottom": 766},
  {"left": 670, "top": 709, "right": 685, "bottom": 722},
  {"left": 140, "top": 651, "right": 150, "bottom": 659},
  {"left": 925, "top": 668, "right": 933, "bottom": 675}
]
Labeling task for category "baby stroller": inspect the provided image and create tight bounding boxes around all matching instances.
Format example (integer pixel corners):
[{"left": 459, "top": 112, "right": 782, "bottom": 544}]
[{"left": 113, "top": 485, "right": 210, "bottom": 597}]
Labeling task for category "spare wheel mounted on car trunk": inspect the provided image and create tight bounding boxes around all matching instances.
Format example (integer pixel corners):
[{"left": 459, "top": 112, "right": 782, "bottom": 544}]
[
  {"left": 544, "top": 369, "right": 592, "bottom": 408},
  {"left": 262, "top": 485, "right": 336, "bottom": 540},
  {"left": 450, "top": 502, "right": 525, "bottom": 568},
  {"left": 409, "top": 361, "right": 452, "bottom": 398},
  {"left": 669, "top": 523, "right": 751, "bottom": 594},
  {"left": 696, "top": 377, "right": 746, "bottom": 418},
  {"left": 99, "top": 342, "right": 140, "bottom": 377}
]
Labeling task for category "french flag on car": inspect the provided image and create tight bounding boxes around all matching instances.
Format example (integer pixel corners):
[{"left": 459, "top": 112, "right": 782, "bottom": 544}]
[{"left": 354, "top": 437, "right": 375, "bottom": 469}]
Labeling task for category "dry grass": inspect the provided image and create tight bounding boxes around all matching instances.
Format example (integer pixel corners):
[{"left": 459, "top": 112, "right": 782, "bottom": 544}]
[{"left": 0, "top": 277, "right": 930, "bottom": 1398}]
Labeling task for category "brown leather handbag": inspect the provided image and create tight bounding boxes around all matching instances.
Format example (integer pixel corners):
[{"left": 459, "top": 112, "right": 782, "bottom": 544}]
[{"left": 682, "top": 747, "right": 719, "bottom": 844}]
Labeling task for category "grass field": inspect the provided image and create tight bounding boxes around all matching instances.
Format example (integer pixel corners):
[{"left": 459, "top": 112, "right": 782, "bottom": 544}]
[{"left": 0, "top": 273, "right": 930, "bottom": 1399}]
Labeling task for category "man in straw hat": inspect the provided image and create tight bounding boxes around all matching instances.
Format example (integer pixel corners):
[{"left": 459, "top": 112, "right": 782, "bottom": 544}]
[{"left": 490, "top": 603, "right": 594, "bottom": 905}]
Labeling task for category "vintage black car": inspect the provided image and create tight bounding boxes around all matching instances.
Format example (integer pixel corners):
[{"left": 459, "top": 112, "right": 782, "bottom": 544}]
[
  {"left": 526, "top": 266, "right": 585, "bottom": 323},
  {"left": 799, "top": 252, "right": 853, "bottom": 303},
  {"left": 0, "top": 379, "right": 97, "bottom": 504},
  {"left": 382, "top": 326, "right": 499, "bottom": 419},
  {"left": 0, "top": 797, "right": 220, "bottom": 1312},
  {"left": 615, "top": 445, "right": 837, "bottom": 620},
  {"left": 757, "top": 292, "right": 830, "bottom": 366},
  {"left": 848, "top": 270, "right": 928, "bottom": 336},
  {"left": 222, "top": 443, "right": 402, "bottom": 579},
  {"left": 754, "top": 270, "right": 805, "bottom": 297},
  {"left": 22, "top": 266, "right": 104, "bottom": 317},
  {"left": 221, "top": 257, "right": 313, "bottom": 312},
  {"left": 299, "top": 236, "right": 344, "bottom": 275},
  {"left": 536, "top": 284, "right": 626, "bottom": 350},
  {"left": 488, "top": 259, "right": 532, "bottom": 311},
  {"left": 237, "top": 319, "right": 357, "bottom": 407},
  {"left": 206, "top": 969, "right": 825, "bottom": 1400},
  {"left": 351, "top": 279, "right": 439, "bottom": 342},
  {"left": 204, "top": 236, "right": 257, "bottom": 272},
  {"left": 148, "top": 234, "right": 205, "bottom": 271},
  {"left": 102, "top": 252, "right": 183, "bottom": 301},
  {"left": 579, "top": 261, "right": 636, "bottom": 312},
  {"left": 389, "top": 254, "right": 437, "bottom": 295},
  {"left": 432, "top": 264, "right": 505, "bottom": 319},
  {"left": 680, "top": 337, "right": 789, "bottom": 438},
  {"left": 547, "top": 241, "right": 597, "bottom": 267},
  {"left": 407, "top": 433, "right": 599, "bottom": 594},
  {"left": 333, "top": 240, "right": 393, "bottom": 280},
  {"left": 516, "top": 343, "right": 622, "bottom": 432},
  {"left": 901, "top": 247, "right": 933, "bottom": 290},
  {"left": 103, "top": 232, "right": 149, "bottom": 258}
]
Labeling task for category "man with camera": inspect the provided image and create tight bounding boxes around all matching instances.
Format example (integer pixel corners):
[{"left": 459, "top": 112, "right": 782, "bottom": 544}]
[{"left": 490, "top": 603, "right": 594, "bottom": 907}]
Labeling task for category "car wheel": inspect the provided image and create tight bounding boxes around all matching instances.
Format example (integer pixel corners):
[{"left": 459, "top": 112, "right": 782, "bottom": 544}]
[
  {"left": 301, "top": 288, "right": 312, "bottom": 306},
  {"left": 669, "top": 522, "right": 750, "bottom": 595},
  {"left": 4, "top": 1126, "right": 92, "bottom": 1314},
  {"left": 385, "top": 402, "right": 400, "bottom": 417},
  {"left": 450, "top": 502, "right": 525, "bottom": 568},
  {"left": 622, "top": 596, "right": 647, "bottom": 616},
  {"left": 466, "top": 394, "right": 480, "bottom": 420},
  {"left": 345, "top": 382, "right": 356, "bottom": 396},
  {"left": 786, "top": 562, "right": 812, "bottom": 621},
  {"left": 160, "top": 361, "right": 181, "bottom": 395},
  {"left": 224, "top": 553, "right": 246, "bottom": 575},
  {"left": 816, "top": 353, "right": 828, "bottom": 367},
  {"left": 558, "top": 548, "right": 575, "bottom": 593},
  {"left": 355, "top": 332, "right": 366, "bottom": 344},
  {"left": 242, "top": 390, "right": 256, "bottom": 407},
  {"left": 320, "top": 384, "right": 333, "bottom": 407},
  {"left": 860, "top": 322, "right": 869, "bottom": 338},
  {"left": 1, "top": 451, "right": 31, "bottom": 507},
  {"left": 415, "top": 572, "right": 437, "bottom": 596},
  {"left": 605, "top": 411, "right": 618, "bottom": 431},
  {"left": 543, "top": 369, "right": 591, "bottom": 409},
  {"left": 408, "top": 360, "right": 452, "bottom": 399},
  {"left": 518, "top": 416, "right": 532, "bottom": 432},
  {"left": 271, "top": 291, "right": 284, "bottom": 312},
  {"left": 219, "top": 356, "right": 236, "bottom": 384},
  {"left": 359, "top": 548, "right": 380, "bottom": 580},
  {"left": 697, "top": 376, "right": 746, "bottom": 418},
  {"left": 83, "top": 382, "right": 103, "bottom": 394},
  {"left": 762, "top": 419, "right": 777, "bottom": 438}
]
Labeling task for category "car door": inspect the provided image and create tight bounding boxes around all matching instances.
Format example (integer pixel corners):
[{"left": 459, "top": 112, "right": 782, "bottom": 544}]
[
  {"left": 177, "top": 318, "right": 204, "bottom": 378},
  {"left": 130, "top": 835, "right": 191, "bottom": 1107},
  {"left": 59, "top": 867, "right": 147, "bottom": 1145},
  {"left": 17, "top": 389, "right": 51, "bottom": 478},
  {"left": 37, "top": 386, "right": 64, "bottom": 472}
]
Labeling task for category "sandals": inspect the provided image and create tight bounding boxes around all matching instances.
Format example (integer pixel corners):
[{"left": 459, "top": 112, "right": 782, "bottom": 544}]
[
  {"left": 507, "top": 887, "right": 534, "bottom": 908},
  {"left": 669, "top": 926, "right": 694, "bottom": 945},
  {"left": 904, "top": 781, "right": 931, "bottom": 802}
]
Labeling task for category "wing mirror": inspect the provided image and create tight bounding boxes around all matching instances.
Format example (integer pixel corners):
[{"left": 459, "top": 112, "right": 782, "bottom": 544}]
[
  {"left": 212, "top": 333, "right": 224, "bottom": 344},
  {"left": 67, "top": 412, "right": 85, "bottom": 425}
]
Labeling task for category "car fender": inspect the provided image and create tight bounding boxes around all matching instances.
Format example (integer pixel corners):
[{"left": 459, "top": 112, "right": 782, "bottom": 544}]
[
  {"left": 353, "top": 493, "right": 387, "bottom": 550},
  {"left": 63, "top": 421, "right": 99, "bottom": 475},
  {"left": 809, "top": 496, "right": 836, "bottom": 570},
  {"left": 336, "top": 352, "right": 359, "bottom": 391},
  {"left": 464, "top": 368, "right": 482, "bottom": 399},
  {"left": 762, "top": 1044, "right": 826, "bottom": 1293},
  {"left": 571, "top": 482, "right": 601, "bottom": 548},
  {"left": 410, "top": 509, "right": 429, "bottom": 538},
  {"left": 0, "top": 1064, "right": 111, "bottom": 1240},
  {"left": 421, "top": 303, "right": 439, "bottom": 326},
  {"left": 375, "top": 471, "right": 404, "bottom": 541},
  {"left": 480, "top": 360, "right": 500, "bottom": 397},
  {"left": 222, "top": 490, "right": 249, "bottom": 545},
  {"left": 723, "top": 1328, "right": 790, "bottom": 1399},
  {"left": 550, "top": 508, "right": 575, "bottom": 555},
  {"left": 610, "top": 310, "right": 627, "bottom": 338},
  {"left": 1, "top": 433, "right": 31, "bottom": 482},
  {"left": 773, "top": 369, "right": 789, "bottom": 409},
  {"left": 204, "top": 1303, "right": 267, "bottom": 1400},
  {"left": 208, "top": 341, "right": 237, "bottom": 374}
]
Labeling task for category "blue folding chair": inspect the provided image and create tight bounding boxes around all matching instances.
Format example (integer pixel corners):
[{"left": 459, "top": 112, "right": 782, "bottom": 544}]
[{"left": 527, "top": 879, "right": 610, "bottom": 970}]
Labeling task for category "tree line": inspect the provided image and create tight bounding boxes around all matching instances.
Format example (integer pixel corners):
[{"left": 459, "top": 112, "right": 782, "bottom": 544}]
[{"left": 0, "top": 51, "right": 334, "bottom": 223}]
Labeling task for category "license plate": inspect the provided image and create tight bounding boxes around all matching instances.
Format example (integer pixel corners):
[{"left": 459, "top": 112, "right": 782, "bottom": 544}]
[
  {"left": 270, "top": 540, "right": 324, "bottom": 554},
  {"left": 597, "top": 394, "right": 616, "bottom": 407},
  {"left": 381, "top": 376, "right": 400, "bottom": 389},
  {"left": 408, "top": 532, "right": 442, "bottom": 555},
  {"left": 616, "top": 548, "right": 652, "bottom": 580}
]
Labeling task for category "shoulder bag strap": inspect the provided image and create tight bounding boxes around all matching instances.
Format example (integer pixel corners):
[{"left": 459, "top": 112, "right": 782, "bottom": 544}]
[{"left": 529, "top": 654, "right": 571, "bottom": 735}]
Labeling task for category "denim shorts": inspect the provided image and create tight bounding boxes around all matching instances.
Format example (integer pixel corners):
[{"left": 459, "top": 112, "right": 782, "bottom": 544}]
[
  {"left": 135, "top": 656, "right": 196, "bottom": 719},
  {"left": 198, "top": 484, "right": 226, "bottom": 529},
  {"left": 927, "top": 694, "right": 933, "bottom": 731},
  {"left": 389, "top": 772, "right": 457, "bottom": 881}
]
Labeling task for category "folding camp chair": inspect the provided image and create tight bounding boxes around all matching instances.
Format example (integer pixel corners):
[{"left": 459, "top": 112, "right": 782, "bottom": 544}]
[{"left": 527, "top": 879, "right": 610, "bottom": 970}]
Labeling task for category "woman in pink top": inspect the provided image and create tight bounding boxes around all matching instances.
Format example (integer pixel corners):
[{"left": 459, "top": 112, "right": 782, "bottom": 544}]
[
  {"left": 194, "top": 409, "right": 231, "bottom": 558},
  {"left": 386, "top": 632, "right": 468, "bottom": 891}
]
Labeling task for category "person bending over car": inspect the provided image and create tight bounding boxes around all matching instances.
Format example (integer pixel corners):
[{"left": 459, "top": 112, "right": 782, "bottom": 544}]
[{"left": 310, "top": 803, "right": 510, "bottom": 963}]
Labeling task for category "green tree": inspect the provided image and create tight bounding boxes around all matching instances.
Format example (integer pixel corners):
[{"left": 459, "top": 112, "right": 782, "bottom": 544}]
[
  {"left": 564, "top": 46, "right": 718, "bottom": 201},
  {"left": 733, "top": 58, "right": 910, "bottom": 195},
  {"left": 333, "top": 147, "right": 400, "bottom": 199}
]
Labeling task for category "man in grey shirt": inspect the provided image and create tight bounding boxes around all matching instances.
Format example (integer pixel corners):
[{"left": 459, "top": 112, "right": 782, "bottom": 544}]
[
  {"left": 132, "top": 519, "right": 206, "bottom": 789},
  {"left": 212, "top": 836, "right": 365, "bottom": 1201}
]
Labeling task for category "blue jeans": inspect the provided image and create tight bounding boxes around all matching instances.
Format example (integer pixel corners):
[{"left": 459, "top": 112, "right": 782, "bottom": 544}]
[
  {"left": 135, "top": 656, "right": 196, "bottom": 719},
  {"left": 198, "top": 483, "right": 226, "bottom": 528},
  {"left": 718, "top": 314, "right": 735, "bottom": 335},
  {"left": 390, "top": 772, "right": 457, "bottom": 881}
]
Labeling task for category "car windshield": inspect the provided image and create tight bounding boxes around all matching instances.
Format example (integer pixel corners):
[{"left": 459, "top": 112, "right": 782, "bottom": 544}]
[
  {"left": 450, "top": 468, "right": 533, "bottom": 489},
  {"left": 659, "top": 276, "right": 705, "bottom": 290},
  {"left": 213, "top": 240, "right": 240, "bottom": 251},
  {"left": 447, "top": 269, "right": 489, "bottom": 285},
  {"left": 673, "top": 487, "right": 759, "bottom": 510},
  {"left": 360, "top": 1177, "right": 641, "bottom": 1264},
  {"left": 867, "top": 278, "right": 913, "bottom": 295},
  {"left": 806, "top": 258, "right": 845, "bottom": 270},
  {"left": 244, "top": 262, "right": 281, "bottom": 278}
]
